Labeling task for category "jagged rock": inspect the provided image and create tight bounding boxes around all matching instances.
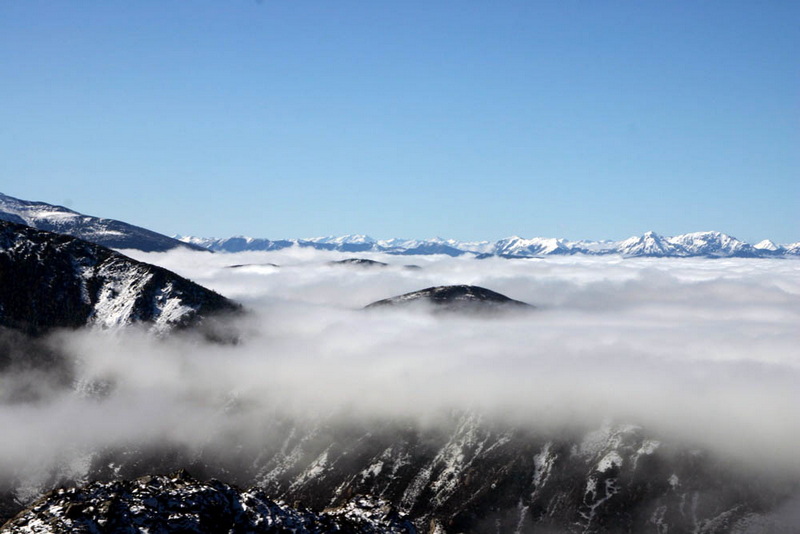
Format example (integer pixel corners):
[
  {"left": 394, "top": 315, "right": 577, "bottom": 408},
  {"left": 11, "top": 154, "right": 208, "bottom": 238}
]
[{"left": 0, "top": 471, "right": 416, "bottom": 533}]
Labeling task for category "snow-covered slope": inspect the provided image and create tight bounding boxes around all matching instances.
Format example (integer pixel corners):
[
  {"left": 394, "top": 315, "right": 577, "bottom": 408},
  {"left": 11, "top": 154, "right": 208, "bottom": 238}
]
[
  {"left": 0, "top": 193, "right": 206, "bottom": 253},
  {"left": 0, "top": 221, "right": 238, "bottom": 335},
  {"left": 180, "top": 231, "right": 799, "bottom": 258}
]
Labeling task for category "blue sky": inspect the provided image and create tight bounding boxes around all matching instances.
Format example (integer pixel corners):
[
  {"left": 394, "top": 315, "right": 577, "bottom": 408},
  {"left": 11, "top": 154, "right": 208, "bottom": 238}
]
[{"left": 1, "top": 1, "right": 797, "bottom": 243}]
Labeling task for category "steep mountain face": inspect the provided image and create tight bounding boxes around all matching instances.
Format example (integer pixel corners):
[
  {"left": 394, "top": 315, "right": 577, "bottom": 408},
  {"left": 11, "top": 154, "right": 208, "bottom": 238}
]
[
  {"left": 180, "top": 231, "right": 800, "bottom": 259},
  {"left": 241, "top": 416, "right": 796, "bottom": 534},
  {"left": 365, "top": 285, "right": 533, "bottom": 314},
  {"left": 0, "top": 471, "right": 416, "bottom": 534},
  {"left": 0, "top": 221, "right": 238, "bottom": 335},
  {"left": 0, "top": 193, "right": 206, "bottom": 253}
]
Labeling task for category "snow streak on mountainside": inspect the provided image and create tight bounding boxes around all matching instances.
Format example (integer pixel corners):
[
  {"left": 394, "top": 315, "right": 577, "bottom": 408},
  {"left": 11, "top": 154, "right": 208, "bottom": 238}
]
[
  {"left": 0, "top": 193, "right": 205, "bottom": 253},
  {"left": 0, "top": 221, "right": 238, "bottom": 335},
  {"left": 180, "top": 231, "right": 800, "bottom": 258}
]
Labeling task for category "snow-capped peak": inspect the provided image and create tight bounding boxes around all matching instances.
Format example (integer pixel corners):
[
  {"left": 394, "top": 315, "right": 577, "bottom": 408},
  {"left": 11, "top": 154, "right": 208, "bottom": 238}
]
[
  {"left": 617, "top": 231, "right": 677, "bottom": 257},
  {"left": 754, "top": 239, "right": 781, "bottom": 251}
]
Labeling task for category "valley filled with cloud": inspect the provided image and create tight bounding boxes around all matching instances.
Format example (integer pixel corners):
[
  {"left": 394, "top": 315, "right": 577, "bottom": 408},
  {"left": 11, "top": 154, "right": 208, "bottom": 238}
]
[{"left": 3, "top": 250, "right": 798, "bottom": 490}]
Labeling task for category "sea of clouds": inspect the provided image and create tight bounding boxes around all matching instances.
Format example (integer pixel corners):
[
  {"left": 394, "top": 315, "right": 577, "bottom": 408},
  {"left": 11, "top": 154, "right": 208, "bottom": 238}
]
[{"left": 2, "top": 249, "right": 799, "bottom": 494}]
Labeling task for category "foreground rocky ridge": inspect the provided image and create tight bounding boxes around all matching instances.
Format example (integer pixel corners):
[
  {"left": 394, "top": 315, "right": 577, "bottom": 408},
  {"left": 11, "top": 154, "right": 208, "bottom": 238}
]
[
  {"left": 1, "top": 471, "right": 415, "bottom": 534},
  {"left": 0, "top": 220, "right": 238, "bottom": 335}
]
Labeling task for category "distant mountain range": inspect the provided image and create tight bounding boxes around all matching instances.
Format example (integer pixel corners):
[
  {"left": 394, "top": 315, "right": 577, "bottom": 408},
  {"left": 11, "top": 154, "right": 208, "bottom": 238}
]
[
  {"left": 0, "top": 193, "right": 206, "bottom": 252},
  {"left": 180, "top": 231, "right": 800, "bottom": 259},
  {"left": 2, "top": 193, "right": 796, "bottom": 259}
]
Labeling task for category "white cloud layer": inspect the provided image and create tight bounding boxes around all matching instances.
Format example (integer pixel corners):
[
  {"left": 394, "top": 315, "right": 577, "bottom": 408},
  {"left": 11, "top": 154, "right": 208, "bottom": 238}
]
[{"left": 3, "top": 250, "right": 800, "bottom": 487}]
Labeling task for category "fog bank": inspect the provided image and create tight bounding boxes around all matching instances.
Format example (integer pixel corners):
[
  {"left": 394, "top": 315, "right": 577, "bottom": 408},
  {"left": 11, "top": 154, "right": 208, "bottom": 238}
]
[{"left": 3, "top": 251, "right": 799, "bottom": 487}]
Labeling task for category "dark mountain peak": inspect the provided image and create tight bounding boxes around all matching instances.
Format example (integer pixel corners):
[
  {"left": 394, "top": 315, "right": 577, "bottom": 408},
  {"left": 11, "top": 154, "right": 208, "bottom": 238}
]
[
  {"left": 0, "top": 192, "right": 206, "bottom": 253},
  {"left": 225, "top": 262, "right": 280, "bottom": 269},
  {"left": 1, "top": 471, "right": 416, "bottom": 533},
  {"left": 328, "top": 258, "right": 389, "bottom": 268},
  {"left": 365, "top": 285, "right": 533, "bottom": 313},
  {"left": 0, "top": 220, "right": 239, "bottom": 335}
]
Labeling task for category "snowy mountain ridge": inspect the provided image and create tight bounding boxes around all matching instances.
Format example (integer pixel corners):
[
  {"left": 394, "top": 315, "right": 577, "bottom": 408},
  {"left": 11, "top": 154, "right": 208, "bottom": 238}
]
[
  {"left": 0, "top": 193, "right": 205, "bottom": 253},
  {"left": 179, "top": 230, "right": 800, "bottom": 258}
]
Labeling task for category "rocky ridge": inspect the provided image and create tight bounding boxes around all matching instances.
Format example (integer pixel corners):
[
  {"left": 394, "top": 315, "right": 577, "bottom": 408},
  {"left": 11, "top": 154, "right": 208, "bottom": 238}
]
[
  {"left": 0, "top": 220, "right": 238, "bottom": 335},
  {"left": 0, "top": 471, "right": 415, "bottom": 534}
]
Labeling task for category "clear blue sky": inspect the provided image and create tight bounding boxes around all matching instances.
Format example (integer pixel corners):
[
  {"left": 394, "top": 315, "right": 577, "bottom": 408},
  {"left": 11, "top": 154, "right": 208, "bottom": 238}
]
[{"left": 1, "top": 1, "right": 798, "bottom": 243}]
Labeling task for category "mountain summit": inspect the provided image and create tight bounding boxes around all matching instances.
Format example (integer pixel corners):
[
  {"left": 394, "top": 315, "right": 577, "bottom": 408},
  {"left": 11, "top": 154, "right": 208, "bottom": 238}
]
[{"left": 365, "top": 285, "right": 533, "bottom": 314}]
